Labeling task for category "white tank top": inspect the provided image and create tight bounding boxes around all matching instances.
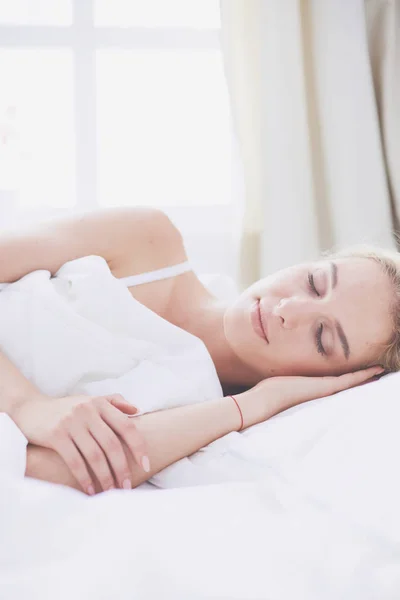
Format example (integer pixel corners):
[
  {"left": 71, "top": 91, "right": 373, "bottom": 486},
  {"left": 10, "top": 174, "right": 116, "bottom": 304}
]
[
  {"left": 0, "top": 260, "right": 192, "bottom": 292},
  {"left": 118, "top": 261, "right": 191, "bottom": 287}
]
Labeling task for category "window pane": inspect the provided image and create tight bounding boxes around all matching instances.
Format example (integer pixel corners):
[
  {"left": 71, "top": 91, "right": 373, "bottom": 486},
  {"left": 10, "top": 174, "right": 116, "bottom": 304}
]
[
  {"left": 0, "top": 0, "right": 72, "bottom": 25},
  {"left": 0, "top": 50, "right": 75, "bottom": 211},
  {"left": 96, "top": 49, "right": 232, "bottom": 208},
  {"left": 95, "top": 0, "right": 220, "bottom": 28}
]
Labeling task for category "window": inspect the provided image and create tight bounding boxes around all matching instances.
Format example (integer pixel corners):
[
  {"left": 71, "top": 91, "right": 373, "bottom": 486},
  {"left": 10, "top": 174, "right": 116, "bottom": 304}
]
[
  {"left": 97, "top": 49, "right": 231, "bottom": 209},
  {"left": 0, "top": 1, "right": 239, "bottom": 276},
  {"left": 0, "top": 49, "right": 75, "bottom": 209}
]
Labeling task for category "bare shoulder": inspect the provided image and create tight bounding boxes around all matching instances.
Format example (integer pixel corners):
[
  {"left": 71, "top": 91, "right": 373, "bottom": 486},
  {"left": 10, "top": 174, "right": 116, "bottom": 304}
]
[
  {"left": 109, "top": 208, "right": 196, "bottom": 318},
  {"left": 109, "top": 207, "right": 187, "bottom": 279}
]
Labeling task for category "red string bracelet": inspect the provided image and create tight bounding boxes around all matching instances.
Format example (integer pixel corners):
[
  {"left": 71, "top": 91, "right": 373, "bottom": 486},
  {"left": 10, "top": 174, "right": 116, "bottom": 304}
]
[{"left": 229, "top": 395, "right": 244, "bottom": 432}]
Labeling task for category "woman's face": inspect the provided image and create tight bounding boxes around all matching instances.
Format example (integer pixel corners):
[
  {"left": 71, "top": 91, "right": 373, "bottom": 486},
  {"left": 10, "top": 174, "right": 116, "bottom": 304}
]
[{"left": 223, "top": 258, "right": 394, "bottom": 378}]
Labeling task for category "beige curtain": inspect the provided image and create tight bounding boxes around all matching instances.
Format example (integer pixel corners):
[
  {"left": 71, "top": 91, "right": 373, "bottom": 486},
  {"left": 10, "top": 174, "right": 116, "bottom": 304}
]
[{"left": 220, "top": 0, "right": 400, "bottom": 288}]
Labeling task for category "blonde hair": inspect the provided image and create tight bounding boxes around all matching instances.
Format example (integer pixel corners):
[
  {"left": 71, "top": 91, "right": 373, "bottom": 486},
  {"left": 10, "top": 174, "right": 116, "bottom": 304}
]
[{"left": 328, "top": 245, "right": 400, "bottom": 372}]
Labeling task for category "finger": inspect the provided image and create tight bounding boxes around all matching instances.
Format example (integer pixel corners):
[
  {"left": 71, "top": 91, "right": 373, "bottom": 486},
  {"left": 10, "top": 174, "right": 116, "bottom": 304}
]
[
  {"left": 332, "top": 366, "right": 384, "bottom": 393},
  {"left": 99, "top": 400, "right": 150, "bottom": 474},
  {"left": 89, "top": 417, "right": 132, "bottom": 490},
  {"left": 107, "top": 394, "right": 138, "bottom": 416},
  {"left": 53, "top": 435, "right": 95, "bottom": 495},
  {"left": 70, "top": 425, "right": 115, "bottom": 492}
]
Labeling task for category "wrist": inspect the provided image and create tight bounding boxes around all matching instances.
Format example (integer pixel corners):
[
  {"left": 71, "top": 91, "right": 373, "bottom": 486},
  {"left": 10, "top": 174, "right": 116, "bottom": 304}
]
[
  {"left": 227, "top": 392, "right": 255, "bottom": 430},
  {"left": 227, "top": 395, "right": 244, "bottom": 431},
  {"left": 10, "top": 391, "right": 51, "bottom": 434},
  {"left": 234, "top": 387, "right": 269, "bottom": 429}
]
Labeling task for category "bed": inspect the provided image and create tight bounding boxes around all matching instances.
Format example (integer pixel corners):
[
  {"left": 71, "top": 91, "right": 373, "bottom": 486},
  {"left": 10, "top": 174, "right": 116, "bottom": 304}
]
[{"left": 1, "top": 371, "right": 400, "bottom": 599}]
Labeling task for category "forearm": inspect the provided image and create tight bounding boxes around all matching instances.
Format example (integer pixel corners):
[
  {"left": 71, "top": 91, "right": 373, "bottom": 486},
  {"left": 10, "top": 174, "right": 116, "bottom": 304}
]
[
  {"left": 0, "top": 350, "right": 45, "bottom": 418},
  {"left": 25, "top": 370, "right": 381, "bottom": 493},
  {"left": 26, "top": 395, "right": 243, "bottom": 491}
]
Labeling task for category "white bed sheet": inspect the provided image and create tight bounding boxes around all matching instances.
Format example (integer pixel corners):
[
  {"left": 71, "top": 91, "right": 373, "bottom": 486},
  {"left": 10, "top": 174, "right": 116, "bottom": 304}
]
[
  {"left": 2, "top": 372, "right": 400, "bottom": 599},
  {"left": 1, "top": 461, "right": 399, "bottom": 600}
]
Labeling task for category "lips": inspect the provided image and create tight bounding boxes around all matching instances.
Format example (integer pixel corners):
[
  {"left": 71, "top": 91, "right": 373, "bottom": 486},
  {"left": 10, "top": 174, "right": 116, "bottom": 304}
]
[{"left": 251, "top": 299, "right": 269, "bottom": 343}]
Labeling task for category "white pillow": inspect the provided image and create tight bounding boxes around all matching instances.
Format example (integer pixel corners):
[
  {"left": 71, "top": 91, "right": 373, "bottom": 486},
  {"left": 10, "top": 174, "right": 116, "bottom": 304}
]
[{"left": 151, "top": 372, "right": 400, "bottom": 543}]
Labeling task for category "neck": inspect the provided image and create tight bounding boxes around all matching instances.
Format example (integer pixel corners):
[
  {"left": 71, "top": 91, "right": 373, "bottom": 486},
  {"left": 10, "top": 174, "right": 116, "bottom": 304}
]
[{"left": 169, "top": 291, "right": 261, "bottom": 389}]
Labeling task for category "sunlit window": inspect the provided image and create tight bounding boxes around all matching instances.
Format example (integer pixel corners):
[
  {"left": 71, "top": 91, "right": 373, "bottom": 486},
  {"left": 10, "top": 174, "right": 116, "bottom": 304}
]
[
  {"left": 0, "top": 50, "right": 75, "bottom": 209},
  {"left": 0, "top": 0, "right": 72, "bottom": 26},
  {"left": 0, "top": 1, "right": 239, "bottom": 276},
  {"left": 0, "top": 0, "right": 232, "bottom": 213},
  {"left": 97, "top": 49, "right": 231, "bottom": 208},
  {"left": 94, "top": 0, "right": 220, "bottom": 28}
]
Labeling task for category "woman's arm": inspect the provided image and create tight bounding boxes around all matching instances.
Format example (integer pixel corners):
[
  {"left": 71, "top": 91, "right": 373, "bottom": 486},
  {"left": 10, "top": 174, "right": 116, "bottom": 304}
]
[
  {"left": 26, "top": 395, "right": 243, "bottom": 491},
  {"left": 0, "top": 346, "right": 148, "bottom": 493},
  {"left": 0, "top": 206, "right": 183, "bottom": 283},
  {"left": 0, "top": 349, "right": 46, "bottom": 417},
  {"left": 25, "top": 366, "right": 382, "bottom": 492}
]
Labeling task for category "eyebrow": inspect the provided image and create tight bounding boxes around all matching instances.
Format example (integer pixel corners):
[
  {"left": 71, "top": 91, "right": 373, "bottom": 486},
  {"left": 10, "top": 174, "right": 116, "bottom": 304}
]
[{"left": 330, "top": 262, "right": 350, "bottom": 359}]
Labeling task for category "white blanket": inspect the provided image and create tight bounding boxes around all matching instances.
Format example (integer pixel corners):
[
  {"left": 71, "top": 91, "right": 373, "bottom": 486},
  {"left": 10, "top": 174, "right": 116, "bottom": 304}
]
[
  {"left": 1, "top": 393, "right": 400, "bottom": 600},
  {"left": 2, "top": 372, "right": 400, "bottom": 598},
  {"left": 0, "top": 256, "right": 223, "bottom": 411}
]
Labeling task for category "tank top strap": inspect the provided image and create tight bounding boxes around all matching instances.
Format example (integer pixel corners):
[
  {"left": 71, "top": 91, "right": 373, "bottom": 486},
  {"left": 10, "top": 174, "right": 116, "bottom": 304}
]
[{"left": 118, "top": 261, "right": 191, "bottom": 288}]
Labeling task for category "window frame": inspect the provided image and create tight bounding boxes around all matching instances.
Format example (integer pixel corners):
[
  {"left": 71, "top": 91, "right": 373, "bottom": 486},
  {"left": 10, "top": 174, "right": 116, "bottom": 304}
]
[{"left": 0, "top": 0, "right": 221, "bottom": 212}]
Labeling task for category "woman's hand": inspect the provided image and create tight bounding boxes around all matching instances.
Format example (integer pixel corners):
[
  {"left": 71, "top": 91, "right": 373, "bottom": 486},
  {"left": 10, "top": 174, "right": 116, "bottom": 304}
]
[
  {"left": 238, "top": 365, "right": 384, "bottom": 428},
  {"left": 15, "top": 393, "right": 149, "bottom": 494}
]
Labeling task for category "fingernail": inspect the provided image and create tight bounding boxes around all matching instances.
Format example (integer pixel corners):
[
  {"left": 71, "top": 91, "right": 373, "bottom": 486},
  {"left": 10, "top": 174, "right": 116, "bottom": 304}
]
[
  {"left": 141, "top": 456, "right": 150, "bottom": 473},
  {"left": 122, "top": 478, "right": 132, "bottom": 490},
  {"left": 87, "top": 485, "right": 95, "bottom": 496}
]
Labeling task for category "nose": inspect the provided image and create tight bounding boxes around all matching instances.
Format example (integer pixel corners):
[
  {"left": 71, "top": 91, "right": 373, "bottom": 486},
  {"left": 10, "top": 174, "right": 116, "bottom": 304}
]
[{"left": 274, "top": 296, "right": 326, "bottom": 329}]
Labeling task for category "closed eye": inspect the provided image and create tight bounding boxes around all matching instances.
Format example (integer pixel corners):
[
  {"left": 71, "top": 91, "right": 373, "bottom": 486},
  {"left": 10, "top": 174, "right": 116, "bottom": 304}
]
[
  {"left": 308, "top": 272, "right": 320, "bottom": 297},
  {"left": 316, "top": 323, "right": 325, "bottom": 355}
]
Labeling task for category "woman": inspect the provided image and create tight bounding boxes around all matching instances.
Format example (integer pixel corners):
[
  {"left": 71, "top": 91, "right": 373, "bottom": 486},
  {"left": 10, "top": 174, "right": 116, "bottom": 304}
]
[{"left": 0, "top": 207, "right": 392, "bottom": 494}]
